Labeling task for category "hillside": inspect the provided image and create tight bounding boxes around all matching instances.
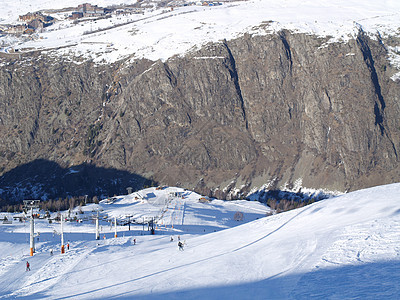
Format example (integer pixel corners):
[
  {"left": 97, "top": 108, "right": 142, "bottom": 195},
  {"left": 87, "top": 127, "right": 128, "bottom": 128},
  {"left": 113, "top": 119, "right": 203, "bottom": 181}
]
[
  {"left": 1, "top": 0, "right": 400, "bottom": 200},
  {"left": 0, "top": 184, "right": 399, "bottom": 298}
]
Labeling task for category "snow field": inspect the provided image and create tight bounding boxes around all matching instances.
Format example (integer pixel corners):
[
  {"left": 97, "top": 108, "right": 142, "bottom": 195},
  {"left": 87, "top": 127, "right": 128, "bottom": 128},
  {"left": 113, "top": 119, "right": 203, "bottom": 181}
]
[
  {"left": 1, "top": 0, "right": 400, "bottom": 71},
  {"left": 0, "top": 184, "right": 399, "bottom": 299}
]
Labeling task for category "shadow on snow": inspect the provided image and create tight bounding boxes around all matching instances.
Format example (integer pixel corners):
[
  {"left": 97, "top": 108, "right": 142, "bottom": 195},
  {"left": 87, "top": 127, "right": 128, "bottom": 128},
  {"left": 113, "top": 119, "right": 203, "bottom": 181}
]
[{"left": 15, "top": 260, "right": 400, "bottom": 300}]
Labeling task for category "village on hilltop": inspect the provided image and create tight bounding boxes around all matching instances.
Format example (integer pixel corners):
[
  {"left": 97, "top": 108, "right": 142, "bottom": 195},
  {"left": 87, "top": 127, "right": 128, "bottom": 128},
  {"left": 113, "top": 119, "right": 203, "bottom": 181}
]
[
  {"left": 0, "top": 1, "right": 225, "bottom": 36},
  {"left": 0, "top": 3, "right": 112, "bottom": 36}
]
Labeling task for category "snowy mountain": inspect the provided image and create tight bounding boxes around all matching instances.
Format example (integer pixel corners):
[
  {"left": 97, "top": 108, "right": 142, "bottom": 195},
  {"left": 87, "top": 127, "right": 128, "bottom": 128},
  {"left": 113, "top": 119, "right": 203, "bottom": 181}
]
[
  {"left": 1, "top": 1, "right": 400, "bottom": 202},
  {"left": 0, "top": 0, "right": 400, "bottom": 70},
  {"left": 0, "top": 184, "right": 399, "bottom": 299}
]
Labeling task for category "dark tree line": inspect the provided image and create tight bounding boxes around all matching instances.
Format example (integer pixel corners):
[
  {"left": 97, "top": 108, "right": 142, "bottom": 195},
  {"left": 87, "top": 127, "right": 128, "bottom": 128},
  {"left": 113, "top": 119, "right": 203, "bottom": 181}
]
[
  {"left": 0, "top": 195, "right": 100, "bottom": 213},
  {"left": 266, "top": 198, "right": 316, "bottom": 215}
]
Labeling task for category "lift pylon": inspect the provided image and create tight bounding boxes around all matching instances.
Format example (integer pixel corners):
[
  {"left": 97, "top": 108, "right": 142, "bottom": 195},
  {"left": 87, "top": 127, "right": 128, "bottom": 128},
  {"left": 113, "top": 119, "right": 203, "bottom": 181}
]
[{"left": 23, "top": 200, "right": 40, "bottom": 256}]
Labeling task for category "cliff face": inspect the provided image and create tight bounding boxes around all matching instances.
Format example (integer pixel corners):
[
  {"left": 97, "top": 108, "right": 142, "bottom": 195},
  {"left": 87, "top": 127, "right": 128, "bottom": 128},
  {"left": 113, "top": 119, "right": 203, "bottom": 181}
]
[{"left": 0, "top": 30, "right": 399, "bottom": 200}]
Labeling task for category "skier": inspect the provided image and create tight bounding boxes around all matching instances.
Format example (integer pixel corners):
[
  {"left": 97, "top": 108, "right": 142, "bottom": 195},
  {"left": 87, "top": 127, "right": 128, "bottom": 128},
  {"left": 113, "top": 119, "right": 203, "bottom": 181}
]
[
  {"left": 67, "top": 243, "right": 70, "bottom": 250},
  {"left": 133, "top": 238, "right": 136, "bottom": 245},
  {"left": 170, "top": 236, "right": 174, "bottom": 242},
  {"left": 50, "top": 249, "right": 53, "bottom": 256},
  {"left": 26, "top": 261, "right": 30, "bottom": 271},
  {"left": 178, "top": 241, "right": 184, "bottom": 251},
  {"left": 178, "top": 235, "right": 180, "bottom": 241}
]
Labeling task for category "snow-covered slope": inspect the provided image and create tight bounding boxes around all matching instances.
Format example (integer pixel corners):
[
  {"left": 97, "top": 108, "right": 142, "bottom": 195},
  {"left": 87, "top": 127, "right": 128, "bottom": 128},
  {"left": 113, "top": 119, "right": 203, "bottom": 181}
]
[
  {"left": 0, "top": 184, "right": 399, "bottom": 299},
  {"left": 1, "top": 0, "right": 400, "bottom": 66}
]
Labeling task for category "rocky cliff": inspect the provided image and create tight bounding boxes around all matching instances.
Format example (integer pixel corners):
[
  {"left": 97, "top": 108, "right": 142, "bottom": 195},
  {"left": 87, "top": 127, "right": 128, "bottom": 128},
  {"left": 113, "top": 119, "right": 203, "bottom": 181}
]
[{"left": 1, "top": 29, "right": 399, "bottom": 201}]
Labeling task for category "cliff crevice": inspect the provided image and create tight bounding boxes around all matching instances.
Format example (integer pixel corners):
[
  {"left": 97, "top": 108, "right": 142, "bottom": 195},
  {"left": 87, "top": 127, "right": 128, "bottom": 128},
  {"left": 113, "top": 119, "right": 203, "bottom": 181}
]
[
  {"left": 356, "top": 31, "right": 386, "bottom": 135},
  {"left": 223, "top": 40, "right": 249, "bottom": 130}
]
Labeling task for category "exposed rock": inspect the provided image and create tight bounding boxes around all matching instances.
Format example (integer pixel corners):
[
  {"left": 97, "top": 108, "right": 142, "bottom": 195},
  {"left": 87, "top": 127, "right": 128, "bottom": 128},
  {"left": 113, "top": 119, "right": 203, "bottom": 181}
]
[{"left": 0, "top": 30, "right": 399, "bottom": 201}]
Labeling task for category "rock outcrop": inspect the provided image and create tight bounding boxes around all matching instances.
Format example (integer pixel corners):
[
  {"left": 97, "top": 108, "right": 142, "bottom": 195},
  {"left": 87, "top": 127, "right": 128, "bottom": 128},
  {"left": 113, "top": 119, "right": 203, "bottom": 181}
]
[{"left": 0, "top": 30, "right": 399, "bottom": 200}]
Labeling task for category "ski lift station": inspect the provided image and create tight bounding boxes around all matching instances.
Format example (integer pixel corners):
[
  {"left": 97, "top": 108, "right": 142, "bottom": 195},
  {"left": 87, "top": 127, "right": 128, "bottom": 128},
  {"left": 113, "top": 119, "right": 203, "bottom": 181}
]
[{"left": 169, "top": 191, "right": 184, "bottom": 198}]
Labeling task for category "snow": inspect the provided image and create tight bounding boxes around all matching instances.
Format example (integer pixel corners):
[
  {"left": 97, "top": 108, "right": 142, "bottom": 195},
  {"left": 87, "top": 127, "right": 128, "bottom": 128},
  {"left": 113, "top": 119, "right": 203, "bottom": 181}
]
[
  {"left": 0, "top": 184, "right": 399, "bottom": 299},
  {"left": 1, "top": 0, "right": 400, "bottom": 68}
]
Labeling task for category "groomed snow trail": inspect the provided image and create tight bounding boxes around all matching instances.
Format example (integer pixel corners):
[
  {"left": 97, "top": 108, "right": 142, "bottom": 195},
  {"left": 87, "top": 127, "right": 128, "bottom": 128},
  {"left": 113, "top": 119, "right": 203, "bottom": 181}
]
[{"left": 0, "top": 184, "right": 399, "bottom": 299}]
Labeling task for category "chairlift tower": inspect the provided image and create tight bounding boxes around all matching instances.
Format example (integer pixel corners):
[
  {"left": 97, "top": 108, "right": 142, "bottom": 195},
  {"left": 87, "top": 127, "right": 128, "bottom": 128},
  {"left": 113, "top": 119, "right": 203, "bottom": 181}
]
[
  {"left": 95, "top": 211, "right": 100, "bottom": 240},
  {"left": 23, "top": 200, "right": 40, "bottom": 256},
  {"left": 114, "top": 216, "right": 117, "bottom": 238},
  {"left": 149, "top": 217, "right": 155, "bottom": 235},
  {"left": 126, "top": 215, "right": 132, "bottom": 231},
  {"left": 61, "top": 213, "right": 65, "bottom": 254}
]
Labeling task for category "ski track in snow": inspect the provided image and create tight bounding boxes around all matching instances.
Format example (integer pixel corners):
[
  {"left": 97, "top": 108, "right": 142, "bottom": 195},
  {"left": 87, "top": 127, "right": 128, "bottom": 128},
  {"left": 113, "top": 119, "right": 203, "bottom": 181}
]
[
  {"left": 0, "top": 185, "right": 399, "bottom": 299},
  {"left": 2, "top": 241, "right": 91, "bottom": 298}
]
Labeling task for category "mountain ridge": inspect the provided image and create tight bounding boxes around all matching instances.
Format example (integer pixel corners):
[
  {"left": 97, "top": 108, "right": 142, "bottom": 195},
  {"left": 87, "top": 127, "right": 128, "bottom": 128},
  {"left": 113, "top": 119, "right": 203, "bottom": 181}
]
[{"left": 1, "top": 29, "right": 400, "bottom": 201}]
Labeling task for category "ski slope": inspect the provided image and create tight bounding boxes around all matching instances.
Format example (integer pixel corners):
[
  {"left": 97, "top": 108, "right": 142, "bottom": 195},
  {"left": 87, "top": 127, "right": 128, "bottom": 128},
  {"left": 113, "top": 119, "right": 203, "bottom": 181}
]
[{"left": 0, "top": 184, "right": 399, "bottom": 299}]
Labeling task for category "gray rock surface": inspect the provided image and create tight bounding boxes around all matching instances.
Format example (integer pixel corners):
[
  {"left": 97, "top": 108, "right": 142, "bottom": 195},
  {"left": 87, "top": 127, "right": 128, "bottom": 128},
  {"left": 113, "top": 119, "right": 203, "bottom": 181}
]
[{"left": 0, "top": 30, "right": 399, "bottom": 200}]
